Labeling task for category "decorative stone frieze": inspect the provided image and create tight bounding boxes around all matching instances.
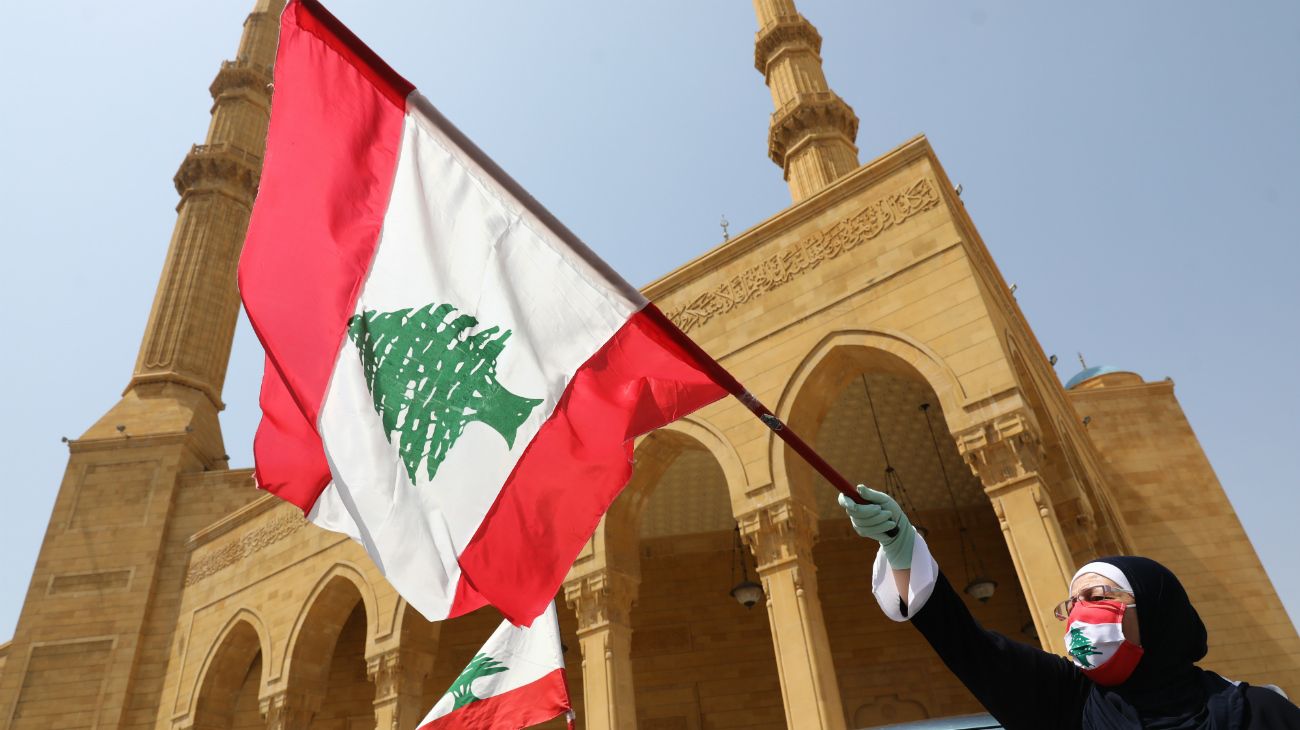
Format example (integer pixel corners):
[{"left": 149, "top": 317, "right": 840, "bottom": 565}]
[
  {"left": 185, "top": 510, "right": 306, "bottom": 586},
  {"left": 665, "top": 177, "right": 942, "bottom": 333}
]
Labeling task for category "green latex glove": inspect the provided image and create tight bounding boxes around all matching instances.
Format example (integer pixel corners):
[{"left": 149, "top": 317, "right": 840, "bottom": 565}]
[{"left": 838, "top": 485, "right": 916, "bottom": 569}]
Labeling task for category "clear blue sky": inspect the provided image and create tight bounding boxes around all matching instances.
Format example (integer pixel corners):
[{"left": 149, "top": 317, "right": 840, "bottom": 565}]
[{"left": 1, "top": 1, "right": 1296, "bottom": 642}]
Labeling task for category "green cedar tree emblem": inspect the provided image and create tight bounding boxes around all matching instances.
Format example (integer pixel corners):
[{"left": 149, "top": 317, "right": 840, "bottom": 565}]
[
  {"left": 446, "top": 653, "right": 509, "bottom": 710},
  {"left": 346, "top": 302, "right": 543, "bottom": 484},
  {"left": 1067, "top": 626, "right": 1104, "bottom": 668}
]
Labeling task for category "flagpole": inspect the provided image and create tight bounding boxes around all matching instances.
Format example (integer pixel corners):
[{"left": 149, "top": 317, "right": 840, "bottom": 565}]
[{"left": 642, "top": 306, "right": 897, "bottom": 535}]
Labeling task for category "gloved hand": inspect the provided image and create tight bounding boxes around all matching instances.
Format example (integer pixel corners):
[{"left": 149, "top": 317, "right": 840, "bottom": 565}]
[{"left": 838, "top": 485, "right": 916, "bottom": 570}]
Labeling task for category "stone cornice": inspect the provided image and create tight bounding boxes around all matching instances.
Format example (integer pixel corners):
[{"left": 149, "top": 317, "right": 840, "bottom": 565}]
[
  {"left": 173, "top": 142, "right": 262, "bottom": 201},
  {"left": 663, "top": 176, "right": 940, "bottom": 333},
  {"left": 753, "top": 14, "right": 822, "bottom": 74},
  {"left": 767, "top": 90, "right": 859, "bottom": 167},
  {"left": 186, "top": 492, "right": 278, "bottom": 550},
  {"left": 210, "top": 56, "right": 273, "bottom": 105}
]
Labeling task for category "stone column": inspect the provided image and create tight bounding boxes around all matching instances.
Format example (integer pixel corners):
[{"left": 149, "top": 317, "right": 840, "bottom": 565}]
[
  {"left": 259, "top": 690, "right": 317, "bottom": 730},
  {"left": 368, "top": 646, "right": 435, "bottom": 730},
  {"left": 960, "top": 412, "right": 1075, "bottom": 654},
  {"left": 564, "top": 568, "right": 639, "bottom": 730},
  {"left": 740, "top": 500, "right": 846, "bottom": 730}
]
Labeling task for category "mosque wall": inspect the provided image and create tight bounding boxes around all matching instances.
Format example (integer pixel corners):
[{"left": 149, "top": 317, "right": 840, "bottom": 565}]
[{"left": 1069, "top": 375, "right": 1300, "bottom": 695}]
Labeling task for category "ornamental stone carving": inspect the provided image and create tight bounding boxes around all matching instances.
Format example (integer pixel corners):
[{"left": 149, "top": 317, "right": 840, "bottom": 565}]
[
  {"left": 367, "top": 646, "right": 432, "bottom": 702},
  {"left": 768, "top": 90, "right": 860, "bottom": 167},
  {"left": 754, "top": 14, "right": 823, "bottom": 74},
  {"left": 367, "top": 650, "right": 403, "bottom": 704},
  {"left": 956, "top": 411, "right": 1046, "bottom": 490},
  {"left": 738, "top": 499, "right": 819, "bottom": 573},
  {"left": 664, "top": 177, "right": 942, "bottom": 333},
  {"left": 563, "top": 569, "right": 638, "bottom": 635},
  {"left": 260, "top": 690, "right": 317, "bottom": 730},
  {"left": 185, "top": 510, "right": 306, "bottom": 586},
  {"left": 210, "top": 55, "right": 274, "bottom": 105},
  {"left": 173, "top": 142, "right": 262, "bottom": 202}
]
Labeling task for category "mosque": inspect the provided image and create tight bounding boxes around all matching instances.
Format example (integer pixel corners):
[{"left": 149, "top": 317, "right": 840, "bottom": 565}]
[{"left": 0, "top": 1, "right": 1295, "bottom": 728}]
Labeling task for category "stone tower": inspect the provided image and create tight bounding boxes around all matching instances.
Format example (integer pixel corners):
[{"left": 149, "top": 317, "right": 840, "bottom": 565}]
[
  {"left": 752, "top": 0, "right": 861, "bottom": 202},
  {"left": 0, "top": 2, "right": 283, "bottom": 728}
]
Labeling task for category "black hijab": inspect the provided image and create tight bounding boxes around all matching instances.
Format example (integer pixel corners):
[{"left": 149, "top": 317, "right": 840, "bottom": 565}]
[{"left": 1081, "top": 555, "right": 1249, "bottom": 730}]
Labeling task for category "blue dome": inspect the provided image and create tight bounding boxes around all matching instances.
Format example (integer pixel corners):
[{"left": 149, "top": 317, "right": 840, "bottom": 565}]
[{"left": 1064, "top": 365, "right": 1123, "bottom": 389}]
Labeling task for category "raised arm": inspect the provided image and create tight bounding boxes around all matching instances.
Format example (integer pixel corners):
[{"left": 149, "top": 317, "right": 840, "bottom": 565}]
[{"left": 841, "top": 486, "right": 1090, "bottom": 729}]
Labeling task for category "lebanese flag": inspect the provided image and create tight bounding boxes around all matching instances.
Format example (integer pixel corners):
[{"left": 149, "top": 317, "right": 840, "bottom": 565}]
[
  {"left": 239, "top": 0, "right": 726, "bottom": 625},
  {"left": 419, "top": 602, "right": 573, "bottom": 730}
]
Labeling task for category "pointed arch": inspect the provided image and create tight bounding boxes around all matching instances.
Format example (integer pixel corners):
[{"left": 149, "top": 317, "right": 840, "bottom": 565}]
[
  {"left": 190, "top": 611, "right": 268, "bottom": 730},
  {"left": 281, "top": 563, "right": 378, "bottom": 698},
  {"left": 769, "top": 328, "right": 968, "bottom": 498}
]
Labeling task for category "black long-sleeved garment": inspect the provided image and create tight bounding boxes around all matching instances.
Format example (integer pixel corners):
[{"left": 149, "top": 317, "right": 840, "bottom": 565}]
[
  {"left": 911, "top": 571, "right": 1091, "bottom": 729},
  {"left": 908, "top": 571, "right": 1300, "bottom": 729}
]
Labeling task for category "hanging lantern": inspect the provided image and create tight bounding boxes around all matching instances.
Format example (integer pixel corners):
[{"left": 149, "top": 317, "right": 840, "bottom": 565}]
[
  {"left": 861, "top": 375, "right": 924, "bottom": 534},
  {"left": 729, "top": 526, "right": 764, "bottom": 609},
  {"left": 964, "top": 576, "right": 998, "bottom": 603},
  {"left": 920, "top": 403, "right": 996, "bottom": 603}
]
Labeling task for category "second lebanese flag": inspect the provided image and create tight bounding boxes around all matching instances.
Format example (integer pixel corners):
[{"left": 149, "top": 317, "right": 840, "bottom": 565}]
[{"left": 240, "top": 0, "right": 726, "bottom": 626}]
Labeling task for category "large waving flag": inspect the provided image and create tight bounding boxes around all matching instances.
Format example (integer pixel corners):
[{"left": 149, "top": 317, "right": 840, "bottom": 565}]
[
  {"left": 239, "top": 0, "right": 726, "bottom": 625},
  {"left": 419, "top": 602, "right": 573, "bottom": 729}
]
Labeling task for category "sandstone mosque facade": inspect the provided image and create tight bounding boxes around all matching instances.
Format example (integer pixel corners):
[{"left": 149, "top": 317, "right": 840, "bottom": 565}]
[{"left": 1, "top": 1, "right": 1295, "bottom": 728}]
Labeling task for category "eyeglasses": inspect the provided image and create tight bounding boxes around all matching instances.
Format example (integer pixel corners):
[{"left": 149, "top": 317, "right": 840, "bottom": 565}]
[{"left": 1053, "top": 585, "right": 1136, "bottom": 621}]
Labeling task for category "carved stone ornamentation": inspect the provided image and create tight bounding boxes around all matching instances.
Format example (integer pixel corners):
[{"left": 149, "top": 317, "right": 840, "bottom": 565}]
[
  {"left": 173, "top": 142, "right": 262, "bottom": 202},
  {"left": 957, "top": 411, "right": 1046, "bottom": 490},
  {"left": 563, "top": 569, "right": 639, "bottom": 635},
  {"left": 664, "top": 177, "right": 942, "bottom": 333},
  {"left": 367, "top": 650, "right": 403, "bottom": 704},
  {"left": 753, "top": 14, "right": 823, "bottom": 74},
  {"left": 738, "top": 499, "right": 819, "bottom": 573},
  {"left": 260, "top": 690, "right": 317, "bottom": 730},
  {"left": 209, "top": 56, "right": 274, "bottom": 105},
  {"left": 767, "top": 90, "right": 860, "bottom": 167},
  {"left": 185, "top": 511, "right": 306, "bottom": 586}
]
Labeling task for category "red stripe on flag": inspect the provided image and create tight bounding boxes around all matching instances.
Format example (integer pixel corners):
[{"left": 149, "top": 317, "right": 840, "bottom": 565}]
[
  {"left": 419, "top": 669, "right": 571, "bottom": 730},
  {"left": 239, "top": 0, "right": 409, "bottom": 511},
  {"left": 453, "top": 305, "right": 727, "bottom": 625}
]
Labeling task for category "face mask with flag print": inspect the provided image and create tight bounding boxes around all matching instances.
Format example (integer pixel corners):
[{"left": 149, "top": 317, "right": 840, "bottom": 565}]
[{"left": 1064, "top": 599, "right": 1144, "bottom": 686}]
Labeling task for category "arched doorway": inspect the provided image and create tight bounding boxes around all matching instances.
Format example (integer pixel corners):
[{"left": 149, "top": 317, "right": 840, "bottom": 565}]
[
  {"left": 285, "top": 573, "right": 375, "bottom": 726},
  {"left": 617, "top": 428, "right": 785, "bottom": 729},
  {"left": 192, "top": 619, "right": 264, "bottom": 730},
  {"left": 782, "top": 344, "right": 1037, "bottom": 725}
]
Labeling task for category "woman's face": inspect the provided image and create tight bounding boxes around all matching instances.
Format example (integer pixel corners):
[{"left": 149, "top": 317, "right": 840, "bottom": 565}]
[{"left": 1070, "top": 572, "right": 1141, "bottom": 646}]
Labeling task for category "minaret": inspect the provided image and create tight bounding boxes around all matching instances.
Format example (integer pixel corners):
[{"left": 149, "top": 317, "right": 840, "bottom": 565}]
[
  {"left": 752, "top": 0, "right": 861, "bottom": 202},
  {"left": 0, "top": 4, "right": 284, "bottom": 728},
  {"left": 127, "top": 0, "right": 281, "bottom": 428}
]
